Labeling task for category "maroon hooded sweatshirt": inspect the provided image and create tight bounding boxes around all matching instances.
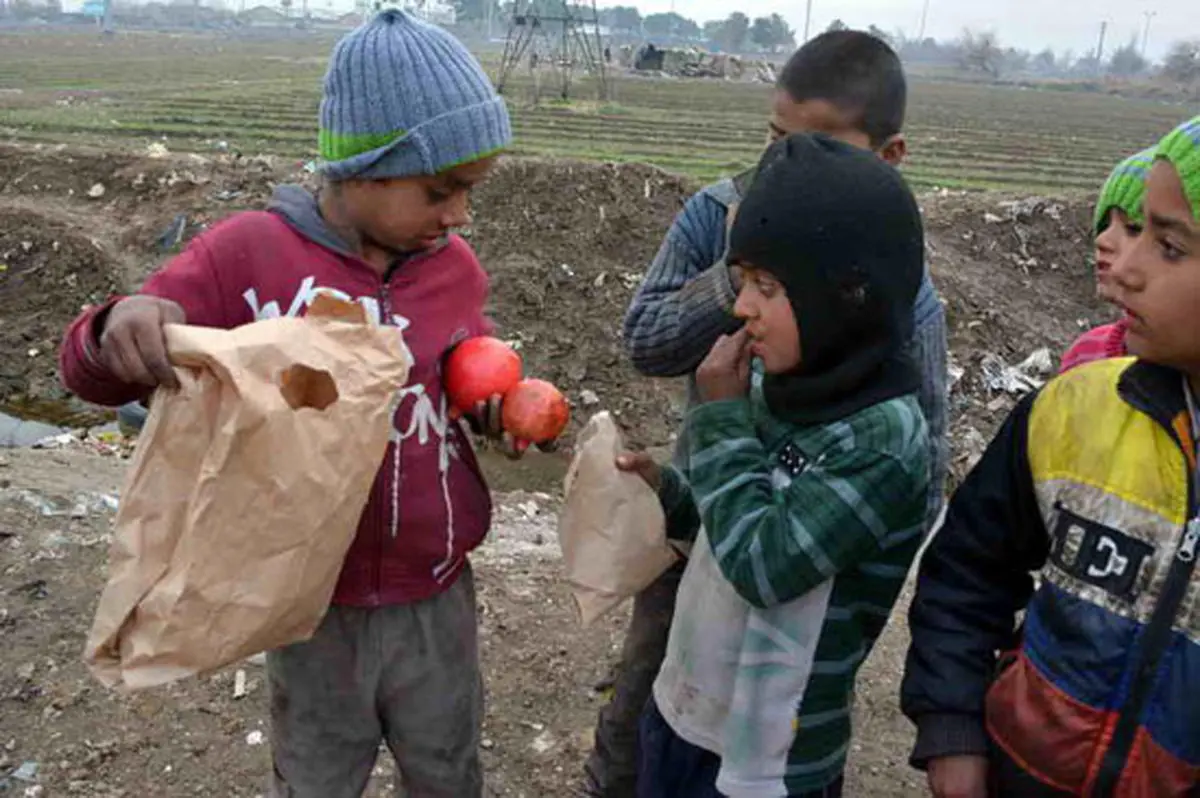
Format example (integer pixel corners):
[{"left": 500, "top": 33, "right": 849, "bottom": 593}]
[{"left": 59, "top": 185, "right": 493, "bottom": 606}]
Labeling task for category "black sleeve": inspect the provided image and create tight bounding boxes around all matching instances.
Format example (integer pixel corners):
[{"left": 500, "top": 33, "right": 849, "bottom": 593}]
[{"left": 900, "top": 392, "right": 1051, "bottom": 769}]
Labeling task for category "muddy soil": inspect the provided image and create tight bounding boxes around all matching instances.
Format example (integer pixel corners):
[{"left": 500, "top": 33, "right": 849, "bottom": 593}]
[
  {"left": 0, "top": 143, "right": 1115, "bottom": 796},
  {"left": 0, "top": 448, "right": 925, "bottom": 797},
  {"left": 0, "top": 142, "right": 1109, "bottom": 454}
]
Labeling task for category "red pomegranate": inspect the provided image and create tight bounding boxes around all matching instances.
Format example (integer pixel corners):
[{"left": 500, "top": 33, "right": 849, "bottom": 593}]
[
  {"left": 502, "top": 378, "right": 570, "bottom": 450},
  {"left": 443, "top": 337, "right": 523, "bottom": 419}
]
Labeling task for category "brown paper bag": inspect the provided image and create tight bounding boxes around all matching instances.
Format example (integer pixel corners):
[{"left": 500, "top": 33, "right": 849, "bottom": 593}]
[
  {"left": 557, "top": 412, "right": 677, "bottom": 626},
  {"left": 86, "top": 295, "right": 410, "bottom": 689}
]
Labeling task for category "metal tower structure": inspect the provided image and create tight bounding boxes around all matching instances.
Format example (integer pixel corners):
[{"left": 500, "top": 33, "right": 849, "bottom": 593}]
[{"left": 495, "top": 0, "right": 608, "bottom": 101}]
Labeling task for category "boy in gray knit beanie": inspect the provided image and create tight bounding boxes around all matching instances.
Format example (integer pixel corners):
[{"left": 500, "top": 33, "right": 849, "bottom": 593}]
[{"left": 59, "top": 10, "right": 517, "bottom": 798}]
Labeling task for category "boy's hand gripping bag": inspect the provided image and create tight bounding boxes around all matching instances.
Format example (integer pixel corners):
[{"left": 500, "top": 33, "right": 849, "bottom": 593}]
[
  {"left": 557, "top": 411, "right": 677, "bottom": 626},
  {"left": 85, "top": 294, "right": 410, "bottom": 690}
]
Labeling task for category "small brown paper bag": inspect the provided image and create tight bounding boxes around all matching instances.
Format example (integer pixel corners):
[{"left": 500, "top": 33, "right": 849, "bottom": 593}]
[
  {"left": 558, "top": 412, "right": 677, "bottom": 626},
  {"left": 86, "top": 295, "right": 410, "bottom": 690}
]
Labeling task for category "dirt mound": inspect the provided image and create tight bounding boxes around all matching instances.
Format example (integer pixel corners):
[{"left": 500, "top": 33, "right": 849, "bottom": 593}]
[
  {"left": 470, "top": 159, "right": 695, "bottom": 448},
  {"left": 0, "top": 142, "right": 296, "bottom": 260},
  {"left": 0, "top": 204, "right": 122, "bottom": 410},
  {"left": 0, "top": 143, "right": 1113, "bottom": 465},
  {"left": 923, "top": 192, "right": 1112, "bottom": 478}
]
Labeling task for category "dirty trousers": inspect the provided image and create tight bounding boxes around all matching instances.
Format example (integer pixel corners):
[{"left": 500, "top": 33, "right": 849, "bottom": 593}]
[
  {"left": 267, "top": 565, "right": 483, "bottom": 798},
  {"left": 582, "top": 561, "right": 686, "bottom": 797}
]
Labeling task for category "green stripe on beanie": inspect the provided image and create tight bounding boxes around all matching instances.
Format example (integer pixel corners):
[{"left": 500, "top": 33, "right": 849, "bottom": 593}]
[
  {"left": 1094, "top": 148, "right": 1154, "bottom": 236},
  {"left": 318, "top": 9, "right": 512, "bottom": 181},
  {"left": 1154, "top": 115, "right": 1200, "bottom": 223},
  {"left": 318, "top": 127, "right": 406, "bottom": 164}
]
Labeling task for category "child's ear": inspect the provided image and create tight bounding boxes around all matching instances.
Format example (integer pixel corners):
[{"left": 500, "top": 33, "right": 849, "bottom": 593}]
[{"left": 878, "top": 135, "right": 908, "bottom": 167}]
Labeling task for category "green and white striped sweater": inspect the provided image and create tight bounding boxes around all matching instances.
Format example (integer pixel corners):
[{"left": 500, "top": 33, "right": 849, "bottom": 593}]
[{"left": 653, "top": 382, "right": 929, "bottom": 797}]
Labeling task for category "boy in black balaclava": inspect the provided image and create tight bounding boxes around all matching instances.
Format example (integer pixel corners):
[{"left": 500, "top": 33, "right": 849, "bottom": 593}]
[{"left": 620, "top": 133, "right": 930, "bottom": 798}]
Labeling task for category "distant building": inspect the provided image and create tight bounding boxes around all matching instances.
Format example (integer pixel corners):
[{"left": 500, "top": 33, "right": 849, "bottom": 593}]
[
  {"left": 239, "top": 4, "right": 287, "bottom": 25},
  {"left": 372, "top": 0, "right": 455, "bottom": 26}
]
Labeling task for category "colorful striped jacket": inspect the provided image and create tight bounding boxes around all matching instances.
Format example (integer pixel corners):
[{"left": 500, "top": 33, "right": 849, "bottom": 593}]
[
  {"left": 654, "top": 378, "right": 930, "bottom": 796},
  {"left": 902, "top": 357, "right": 1200, "bottom": 796}
]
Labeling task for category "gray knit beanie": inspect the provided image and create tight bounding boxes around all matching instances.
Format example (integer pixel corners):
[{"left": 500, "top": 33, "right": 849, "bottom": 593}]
[{"left": 318, "top": 9, "right": 512, "bottom": 181}]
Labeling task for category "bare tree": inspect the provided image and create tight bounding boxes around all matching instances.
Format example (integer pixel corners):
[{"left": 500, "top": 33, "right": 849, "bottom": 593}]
[
  {"left": 957, "top": 29, "right": 1002, "bottom": 79},
  {"left": 1163, "top": 40, "right": 1200, "bottom": 84},
  {"left": 1109, "top": 36, "right": 1148, "bottom": 77},
  {"left": 1032, "top": 48, "right": 1057, "bottom": 75}
]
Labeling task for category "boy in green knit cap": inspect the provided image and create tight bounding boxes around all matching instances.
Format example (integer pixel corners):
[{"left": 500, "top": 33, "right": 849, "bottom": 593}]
[
  {"left": 902, "top": 115, "right": 1200, "bottom": 798},
  {"left": 1059, "top": 148, "right": 1153, "bottom": 372}
]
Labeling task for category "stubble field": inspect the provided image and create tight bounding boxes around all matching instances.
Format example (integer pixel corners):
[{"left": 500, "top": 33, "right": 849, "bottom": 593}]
[{"left": 0, "top": 27, "right": 1190, "bottom": 190}]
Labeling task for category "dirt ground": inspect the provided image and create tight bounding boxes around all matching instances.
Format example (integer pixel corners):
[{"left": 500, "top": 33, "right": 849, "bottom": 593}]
[{"left": 0, "top": 142, "right": 1112, "bottom": 796}]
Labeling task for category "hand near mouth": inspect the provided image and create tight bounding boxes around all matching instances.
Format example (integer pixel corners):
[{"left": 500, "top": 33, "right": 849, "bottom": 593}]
[{"left": 697, "top": 328, "right": 753, "bottom": 403}]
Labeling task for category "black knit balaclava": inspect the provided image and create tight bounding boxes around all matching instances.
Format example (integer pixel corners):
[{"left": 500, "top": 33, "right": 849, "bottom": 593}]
[{"left": 729, "top": 133, "right": 925, "bottom": 425}]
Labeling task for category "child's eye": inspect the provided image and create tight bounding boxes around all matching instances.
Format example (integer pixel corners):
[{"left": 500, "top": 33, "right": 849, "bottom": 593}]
[
  {"left": 1125, "top": 221, "right": 1143, "bottom": 236},
  {"left": 426, "top": 187, "right": 453, "bottom": 203},
  {"left": 1157, "top": 236, "right": 1186, "bottom": 262},
  {"left": 756, "top": 278, "right": 777, "bottom": 296}
]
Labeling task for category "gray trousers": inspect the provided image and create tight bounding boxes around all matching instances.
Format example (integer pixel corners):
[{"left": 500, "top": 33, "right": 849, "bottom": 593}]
[
  {"left": 582, "top": 561, "right": 686, "bottom": 798},
  {"left": 267, "top": 565, "right": 483, "bottom": 798}
]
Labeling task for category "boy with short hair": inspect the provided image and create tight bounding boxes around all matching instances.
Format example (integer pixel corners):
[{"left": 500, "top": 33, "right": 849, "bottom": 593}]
[
  {"left": 59, "top": 11, "right": 512, "bottom": 796},
  {"left": 629, "top": 133, "right": 930, "bottom": 798},
  {"left": 1059, "top": 148, "right": 1154, "bottom": 373},
  {"left": 901, "top": 116, "right": 1200, "bottom": 798},
  {"left": 583, "top": 30, "right": 949, "bottom": 796}
]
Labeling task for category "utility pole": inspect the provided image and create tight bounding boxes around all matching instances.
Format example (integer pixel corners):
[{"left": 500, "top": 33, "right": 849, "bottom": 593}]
[
  {"left": 918, "top": 0, "right": 930, "bottom": 41},
  {"left": 1095, "top": 20, "right": 1108, "bottom": 71},
  {"left": 1141, "top": 10, "right": 1156, "bottom": 58},
  {"left": 803, "top": 0, "right": 812, "bottom": 42}
]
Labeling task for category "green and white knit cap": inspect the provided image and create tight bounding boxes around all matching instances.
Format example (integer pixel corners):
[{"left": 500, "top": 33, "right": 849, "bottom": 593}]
[
  {"left": 1094, "top": 147, "right": 1154, "bottom": 235},
  {"left": 1154, "top": 115, "right": 1200, "bottom": 223}
]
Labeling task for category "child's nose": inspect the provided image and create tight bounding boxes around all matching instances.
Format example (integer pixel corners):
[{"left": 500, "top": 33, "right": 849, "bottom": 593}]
[
  {"left": 442, "top": 193, "right": 471, "bottom": 228},
  {"left": 1109, "top": 234, "right": 1147, "bottom": 291},
  {"left": 732, "top": 292, "right": 753, "bottom": 320}
]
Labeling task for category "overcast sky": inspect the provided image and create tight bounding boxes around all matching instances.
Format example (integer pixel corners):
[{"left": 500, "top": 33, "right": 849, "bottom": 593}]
[{"left": 632, "top": 0, "right": 1194, "bottom": 61}]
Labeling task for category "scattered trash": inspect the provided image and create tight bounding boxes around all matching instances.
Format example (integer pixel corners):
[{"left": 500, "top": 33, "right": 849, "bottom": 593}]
[
  {"left": 518, "top": 500, "right": 539, "bottom": 518},
  {"left": 144, "top": 142, "right": 170, "bottom": 159},
  {"left": 31, "top": 432, "right": 75, "bottom": 450},
  {"left": 15, "top": 490, "right": 119, "bottom": 518},
  {"left": 245, "top": 731, "right": 265, "bottom": 746},
  {"left": 1019, "top": 348, "right": 1055, "bottom": 375},
  {"left": 618, "top": 272, "right": 642, "bottom": 289},
  {"left": 156, "top": 213, "right": 188, "bottom": 252},
  {"left": 481, "top": 737, "right": 495, "bottom": 750},
  {"left": 579, "top": 389, "right": 600, "bottom": 407},
  {"left": 10, "top": 761, "right": 37, "bottom": 782},
  {"left": 87, "top": 183, "right": 105, "bottom": 199},
  {"left": 980, "top": 348, "right": 1053, "bottom": 395},
  {"left": 16, "top": 580, "right": 49, "bottom": 600},
  {"left": 233, "top": 669, "right": 247, "bottom": 699},
  {"left": 530, "top": 729, "right": 556, "bottom": 755}
]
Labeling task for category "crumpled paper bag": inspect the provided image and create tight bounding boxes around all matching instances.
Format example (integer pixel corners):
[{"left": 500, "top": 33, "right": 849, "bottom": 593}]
[
  {"left": 86, "top": 294, "right": 410, "bottom": 690},
  {"left": 557, "top": 412, "right": 677, "bottom": 626}
]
